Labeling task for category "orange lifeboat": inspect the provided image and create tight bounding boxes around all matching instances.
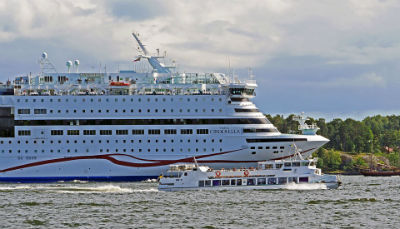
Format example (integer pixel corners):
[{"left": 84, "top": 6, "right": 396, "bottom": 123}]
[{"left": 109, "top": 81, "right": 130, "bottom": 86}]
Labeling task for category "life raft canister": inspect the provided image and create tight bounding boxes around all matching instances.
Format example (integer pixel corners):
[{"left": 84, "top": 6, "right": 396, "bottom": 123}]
[
  {"left": 215, "top": 171, "right": 221, "bottom": 177},
  {"left": 244, "top": 170, "right": 250, "bottom": 177}
]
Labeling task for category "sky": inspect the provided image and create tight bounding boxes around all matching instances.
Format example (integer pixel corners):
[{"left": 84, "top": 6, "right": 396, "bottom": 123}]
[{"left": 1, "top": 0, "right": 400, "bottom": 120}]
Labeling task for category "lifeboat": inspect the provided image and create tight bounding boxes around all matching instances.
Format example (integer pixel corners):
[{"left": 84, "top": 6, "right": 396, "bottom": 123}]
[{"left": 109, "top": 81, "right": 130, "bottom": 86}]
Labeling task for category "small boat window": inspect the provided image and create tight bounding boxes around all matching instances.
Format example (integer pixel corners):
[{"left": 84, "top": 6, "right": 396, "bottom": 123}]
[
  {"left": 278, "top": 177, "right": 287, "bottom": 184},
  {"left": 257, "top": 178, "right": 266, "bottom": 185},
  {"left": 265, "top": 164, "right": 273, "bottom": 169},
  {"left": 205, "top": 180, "right": 211, "bottom": 187},
  {"left": 213, "top": 180, "right": 221, "bottom": 186},
  {"left": 199, "top": 180, "right": 205, "bottom": 187},
  {"left": 292, "top": 162, "right": 300, "bottom": 167},
  {"left": 268, "top": 178, "right": 277, "bottom": 185},
  {"left": 247, "top": 178, "right": 256, "bottom": 186},
  {"left": 222, "top": 180, "right": 230, "bottom": 186},
  {"left": 237, "top": 179, "right": 242, "bottom": 186},
  {"left": 288, "top": 177, "right": 297, "bottom": 183},
  {"left": 230, "top": 179, "right": 236, "bottom": 186},
  {"left": 301, "top": 162, "right": 308, "bottom": 167},
  {"left": 299, "top": 177, "right": 309, "bottom": 183},
  {"left": 275, "top": 164, "right": 283, "bottom": 169},
  {"left": 284, "top": 162, "right": 291, "bottom": 167}
]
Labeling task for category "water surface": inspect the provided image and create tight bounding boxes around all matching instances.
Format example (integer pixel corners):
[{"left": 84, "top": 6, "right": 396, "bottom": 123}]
[{"left": 0, "top": 176, "right": 398, "bottom": 228}]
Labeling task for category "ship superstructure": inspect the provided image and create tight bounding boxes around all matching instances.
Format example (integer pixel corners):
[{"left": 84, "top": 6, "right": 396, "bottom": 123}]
[{"left": 0, "top": 33, "right": 329, "bottom": 182}]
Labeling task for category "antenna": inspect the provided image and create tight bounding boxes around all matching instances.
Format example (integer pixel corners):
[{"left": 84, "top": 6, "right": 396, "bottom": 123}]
[
  {"left": 74, "top": 60, "right": 80, "bottom": 73},
  {"left": 39, "top": 52, "right": 58, "bottom": 74},
  {"left": 66, "top": 60, "right": 72, "bottom": 73}
]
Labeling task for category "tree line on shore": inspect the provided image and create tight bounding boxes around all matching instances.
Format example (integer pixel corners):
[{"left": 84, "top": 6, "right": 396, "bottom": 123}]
[{"left": 266, "top": 114, "right": 400, "bottom": 172}]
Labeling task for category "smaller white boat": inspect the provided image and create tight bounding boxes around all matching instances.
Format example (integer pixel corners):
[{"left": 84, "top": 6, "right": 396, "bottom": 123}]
[{"left": 158, "top": 155, "right": 341, "bottom": 191}]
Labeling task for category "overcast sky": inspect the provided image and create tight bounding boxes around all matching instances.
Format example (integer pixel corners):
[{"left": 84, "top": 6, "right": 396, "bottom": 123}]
[{"left": 1, "top": 0, "right": 400, "bottom": 120}]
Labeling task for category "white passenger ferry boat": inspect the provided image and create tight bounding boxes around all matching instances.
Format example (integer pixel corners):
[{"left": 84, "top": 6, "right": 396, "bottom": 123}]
[
  {"left": 0, "top": 33, "right": 329, "bottom": 183},
  {"left": 158, "top": 157, "right": 341, "bottom": 191}
]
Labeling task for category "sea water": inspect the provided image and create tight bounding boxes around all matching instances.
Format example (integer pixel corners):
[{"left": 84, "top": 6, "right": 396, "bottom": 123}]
[{"left": 0, "top": 176, "right": 399, "bottom": 228}]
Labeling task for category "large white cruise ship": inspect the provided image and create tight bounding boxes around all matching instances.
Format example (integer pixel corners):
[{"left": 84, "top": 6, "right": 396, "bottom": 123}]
[{"left": 0, "top": 33, "right": 328, "bottom": 182}]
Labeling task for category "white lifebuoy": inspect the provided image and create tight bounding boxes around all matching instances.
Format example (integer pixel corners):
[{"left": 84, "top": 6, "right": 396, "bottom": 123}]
[
  {"left": 215, "top": 171, "right": 221, "bottom": 177},
  {"left": 244, "top": 170, "right": 250, "bottom": 177}
]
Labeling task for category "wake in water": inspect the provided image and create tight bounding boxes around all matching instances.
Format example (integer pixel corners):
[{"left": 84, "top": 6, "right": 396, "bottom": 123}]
[
  {"left": 285, "top": 182, "right": 328, "bottom": 190},
  {"left": 0, "top": 184, "right": 158, "bottom": 193}
]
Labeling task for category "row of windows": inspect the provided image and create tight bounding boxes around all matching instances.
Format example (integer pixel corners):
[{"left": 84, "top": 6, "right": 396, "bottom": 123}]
[
  {"left": 17, "top": 130, "right": 31, "bottom": 136},
  {"left": 246, "top": 138, "right": 307, "bottom": 143},
  {"left": 16, "top": 97, "right": 224, "bottom": 103},
  {"left": 243, "top": 128, "right": 278, "bottom": 133},
  {"left": 47, "top": 129, "right": 210, "bottom": 136},
  {"left": 3, "top": 147, "right": 225, "bottom": 154},
  {"left": 235, "top": 108, "right": 259, "bottom": 112},
  {"left": 1, "top": 138, "right": 223, "bottom": 145},
  {"left": 15, "top": 118, "right": 270, "bottom": 126},
  {"left": 18, "top": 108, "right": 224, "bottom": 115},
  {"left": 250, "top": 146, "right": 285, "bottom": 150}
]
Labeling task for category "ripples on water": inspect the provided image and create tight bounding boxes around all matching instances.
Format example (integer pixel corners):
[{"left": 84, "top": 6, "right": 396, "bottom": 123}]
[{"left": 0, "top": 176, "right": 399, "bottom": 228}]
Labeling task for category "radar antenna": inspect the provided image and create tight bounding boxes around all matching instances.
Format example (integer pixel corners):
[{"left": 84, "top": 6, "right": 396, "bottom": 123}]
[{"left": 39, "top": 52, "right": 58, "bottom": 74}]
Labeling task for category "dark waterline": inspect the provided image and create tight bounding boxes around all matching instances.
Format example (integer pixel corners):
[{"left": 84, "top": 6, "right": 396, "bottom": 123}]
[{"left": 0, "top": 176, "right": 398, "bottom": 228}]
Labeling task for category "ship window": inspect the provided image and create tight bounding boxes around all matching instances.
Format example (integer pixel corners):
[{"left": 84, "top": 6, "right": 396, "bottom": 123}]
[
  {"left": 268, "top": 178, "right": 277, "bottom": 185},
  {"left": 34, "top": 109, "right": 47, "bottom": 114},
  {"left": 273, "top": 146, "right": 277, "bottom": 149},
  {"left": 100, "top": 130, "right": 112, "bottom": 135},
  {"left": 82, "top": 110, "right": 86, "bottom": 113},
  {"left": 237, "top": 179, "right": 242, "bottom": 186},
  {"left": 275, "top": 164, "right": 283, "bottom": 169},
  {"left": 164, "top": 129, "right": 177, "bottom": 135},
  {"left": 257, "top": 178, "right": 266, "bottom": 185},
  {"left": 123, "top": 109, "right": 126, "bottom": 113},
  {"left": 116, "top": 130, "right": 128, "bottom": 135},
  {"left": 266, "top": 146, "right": 270, "bottom": 149},
  {"left": 148, "top": 129, "right": 160, "bottom": 135},
  {"left": 132, "top": 129, "right": 144, "bottom": 135},
  {"left": 299, "top": 177, "right": 309, "bottom": 183},
  {"left": 67, "top": 130, "right": 80, "bottom": 135},
  {"left": 280, "top": 146, "right": 284, "bottom": 149},
  {"left": 278, "top": 177, "right": 287, "bottom": 184},
  {"left": 83, "top": 130, "right": 96, "bottom": 135},
  {"left": 247, "top": 178, "right": 255, "bottom": 186},
  {"left": 131, "top": 109, "right": 134, "bottom": 113},
  {"left": 51, "top": 130, "right": 63, "bottom": 135},
  {"left": 18, "top": 130, "right": 31, "bottom": 136},
  {"left": 180, "top": 129, "right": 193, "bottom": 135},
  {"left": 265, "top": 164, "right": 273, "bottom": 169},
  {"left": 288, "top": 177, "right": 297, "bottom": 183},
  {"left": 292, "top": 162, "right": 300, "bottom": 167},
  {"left": 196, "top": 129, "right": 208, "bottom": 135},
  {"left": 250, "top": 146, "right": 255, "bottom": 149},
  {"left": 284, "top": 162, "right": 291, "bottom": 167},
  {"left": 199, "top": 180, "right": 205, "bottom": 187},
  {"left": 230, "top": 179, "right": 236, "bottom": 185},
  {"left": 251, "top": 151, "right": 256, "bottom": 155},
  {"left": 138, "top": 109, "right": 142, "bottom": 113},
  {"left": 18, "top": 109, "right": 30, "bottom": 114},
  {"left": 258, "top": 146, "right": 262, "bottom": 149},
  {"left": 222, "top": 180, "right": 230, "bottom": 186}
]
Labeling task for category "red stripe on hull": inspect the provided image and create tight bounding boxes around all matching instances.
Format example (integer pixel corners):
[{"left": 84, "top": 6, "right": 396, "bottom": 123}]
[{"left": 0, "top": 148, "right": 315, "bottom": 173}]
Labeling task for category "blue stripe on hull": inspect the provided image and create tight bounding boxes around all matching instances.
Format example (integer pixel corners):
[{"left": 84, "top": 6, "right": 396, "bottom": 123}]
[{"left": 0, "top": 176, "right": 158, "bottom": 183}]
